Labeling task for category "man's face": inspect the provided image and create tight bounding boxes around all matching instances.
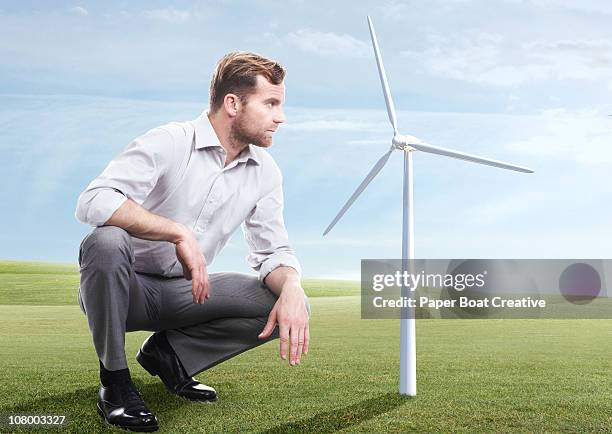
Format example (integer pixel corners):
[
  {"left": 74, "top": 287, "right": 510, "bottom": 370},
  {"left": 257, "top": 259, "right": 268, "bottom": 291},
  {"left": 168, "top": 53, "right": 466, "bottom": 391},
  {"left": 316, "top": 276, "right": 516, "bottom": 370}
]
[{"left": 230, "top": 75, "right": 286, "bottom": 148}]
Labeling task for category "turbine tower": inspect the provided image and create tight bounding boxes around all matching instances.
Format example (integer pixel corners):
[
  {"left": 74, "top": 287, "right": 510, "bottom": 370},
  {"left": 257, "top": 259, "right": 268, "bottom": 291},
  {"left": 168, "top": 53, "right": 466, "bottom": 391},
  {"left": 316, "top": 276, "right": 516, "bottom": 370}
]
[{"left": 323, "top": 16, "right": 534, "bottom": 396}]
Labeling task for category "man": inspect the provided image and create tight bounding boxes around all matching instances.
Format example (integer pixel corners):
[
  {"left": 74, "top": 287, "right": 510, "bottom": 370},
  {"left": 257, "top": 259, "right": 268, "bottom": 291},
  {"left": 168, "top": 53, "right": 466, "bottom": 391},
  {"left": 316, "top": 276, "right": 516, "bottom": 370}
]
[{"left": 75, "top": 52, "right": 310, "bottom": 432}]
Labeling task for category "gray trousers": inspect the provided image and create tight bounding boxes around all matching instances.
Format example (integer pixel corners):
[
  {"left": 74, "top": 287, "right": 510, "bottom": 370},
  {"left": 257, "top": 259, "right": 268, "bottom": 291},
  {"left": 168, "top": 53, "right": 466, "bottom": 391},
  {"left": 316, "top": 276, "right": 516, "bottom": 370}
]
[{"left": 78, "top": 226, "right": 296, "bottom": 377}]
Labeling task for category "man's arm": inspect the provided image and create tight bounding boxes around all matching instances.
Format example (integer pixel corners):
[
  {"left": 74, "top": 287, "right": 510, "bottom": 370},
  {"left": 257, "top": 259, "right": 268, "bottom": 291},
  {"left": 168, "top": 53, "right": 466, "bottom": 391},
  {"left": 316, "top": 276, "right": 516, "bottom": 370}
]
[
  {"left": 242, "top": 164, "right": 309, "bottom": 365},
  {"left": 258, "top": 266, "right": 309, "bottom": 366},
  {"left": 105, "top": 199, "right": 210, "bottom": 304},
  {"left": 75, "top": 127, "right": 209, "bottom": 303},
  {"left": 75, "top": 127, "right": 176, "bottom": 227}
]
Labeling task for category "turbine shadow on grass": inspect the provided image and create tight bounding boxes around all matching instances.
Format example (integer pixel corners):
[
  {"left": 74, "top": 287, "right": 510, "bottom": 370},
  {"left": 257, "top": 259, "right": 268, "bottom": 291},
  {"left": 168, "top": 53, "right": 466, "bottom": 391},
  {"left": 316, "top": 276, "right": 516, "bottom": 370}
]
[{"left": 260, "top": 392, "right": 411, "bottom": 434}]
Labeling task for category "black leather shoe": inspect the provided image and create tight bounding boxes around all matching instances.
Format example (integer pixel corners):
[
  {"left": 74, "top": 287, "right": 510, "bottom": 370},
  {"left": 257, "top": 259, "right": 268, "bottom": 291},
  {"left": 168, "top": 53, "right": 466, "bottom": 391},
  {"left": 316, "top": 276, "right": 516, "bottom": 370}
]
[
  {"left": 136, "top": 332, "right": 217, "bottom": 402},
  {"left": 97, "top": 382, "right": 158, "bottom": 432}
]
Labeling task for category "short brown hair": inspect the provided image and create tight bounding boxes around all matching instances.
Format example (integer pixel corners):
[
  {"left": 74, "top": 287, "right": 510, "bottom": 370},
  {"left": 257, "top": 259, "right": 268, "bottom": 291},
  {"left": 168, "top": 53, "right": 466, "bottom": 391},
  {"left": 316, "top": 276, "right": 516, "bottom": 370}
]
[{"left": 209, "top": 51, "right": 285, "bottom": 113}]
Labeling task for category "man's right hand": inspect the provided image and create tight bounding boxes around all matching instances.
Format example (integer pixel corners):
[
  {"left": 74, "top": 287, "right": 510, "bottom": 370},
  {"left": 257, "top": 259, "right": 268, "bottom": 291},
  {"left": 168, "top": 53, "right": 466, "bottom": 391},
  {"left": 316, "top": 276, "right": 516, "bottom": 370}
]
[
  {"left": 104, "top": 200, "right": 210, "bottom": 304},
  {"left": 174, "top": 225, "right": 210, "bottom": 304}
]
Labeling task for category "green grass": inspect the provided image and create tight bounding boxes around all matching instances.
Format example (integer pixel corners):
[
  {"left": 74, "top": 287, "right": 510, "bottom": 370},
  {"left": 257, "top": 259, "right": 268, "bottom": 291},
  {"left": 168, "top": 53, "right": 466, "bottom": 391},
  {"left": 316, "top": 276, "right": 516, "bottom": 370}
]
[
  {"left": 0, "top": 260, "right": 358, "bottom": 305},
  {"left": 1, "top": 261, "right": 612, "bottom": 433}
]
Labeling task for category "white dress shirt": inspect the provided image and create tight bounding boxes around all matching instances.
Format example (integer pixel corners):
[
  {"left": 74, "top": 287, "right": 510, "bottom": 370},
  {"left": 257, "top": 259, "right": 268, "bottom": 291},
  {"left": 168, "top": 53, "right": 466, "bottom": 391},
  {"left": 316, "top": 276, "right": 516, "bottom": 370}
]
[{"left": 75, "top": 112, "right": 301, "bottom": 280}]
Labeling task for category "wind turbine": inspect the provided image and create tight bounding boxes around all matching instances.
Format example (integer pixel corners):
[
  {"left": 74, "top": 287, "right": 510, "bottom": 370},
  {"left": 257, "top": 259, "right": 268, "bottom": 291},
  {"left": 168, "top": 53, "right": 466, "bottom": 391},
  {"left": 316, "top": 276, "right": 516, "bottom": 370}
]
[{"left": 323, "top": 16, "right": 534, "bottom": 396}]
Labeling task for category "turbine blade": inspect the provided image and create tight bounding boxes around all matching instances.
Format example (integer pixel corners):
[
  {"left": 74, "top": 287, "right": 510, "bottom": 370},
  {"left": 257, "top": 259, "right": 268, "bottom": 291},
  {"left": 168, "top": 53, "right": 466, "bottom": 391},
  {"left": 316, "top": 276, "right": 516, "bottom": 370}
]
[
  {"left": 323, "top": 149, "right": 394, "bottom": 236},
  {"left": 367, "top": 16, "right": 398, "bottom": 134},
  {"left": 411, "top": 142, "right": 534, "bottom": 173}
]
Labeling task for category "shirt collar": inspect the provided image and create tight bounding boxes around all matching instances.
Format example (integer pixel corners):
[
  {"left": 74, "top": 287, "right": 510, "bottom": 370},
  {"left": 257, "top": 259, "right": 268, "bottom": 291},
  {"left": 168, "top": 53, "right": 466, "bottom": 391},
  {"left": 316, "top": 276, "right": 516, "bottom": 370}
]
[{"left": 193, "top": 111, "right": 261, "bottom": 166}]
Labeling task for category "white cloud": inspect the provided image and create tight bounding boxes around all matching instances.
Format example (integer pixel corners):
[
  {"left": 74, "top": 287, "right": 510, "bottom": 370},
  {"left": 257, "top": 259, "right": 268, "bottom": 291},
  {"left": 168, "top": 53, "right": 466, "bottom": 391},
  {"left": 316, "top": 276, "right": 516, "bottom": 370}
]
[
  {"left": 505, "top": 108, "right": 612, "bottom": 165},
  {"left": 347, "top": 138, "right": 390, "bottom": 145},
  {"left": 524, "top": 39, "right": 612, "bottom": 81},
  {"left": 381, "top": 0, "right": 411, "bottom": 21},
  {"left": 401, "top": 32, "right": 612, "bottom": 88},
  {"left": 464, "top": 190, "right": 546, "bottom": 225},
  {"left": 144, "top": 8, "right": 190, "bottom": 24},
  {"left": 68, "top": 6, "right": 88, "bottom": 17},
  {"left": 401, "top": 32, "right": 531, "bottom": 87},
  {"left": 297, "top": 237, "right": 398, "bottom": 247},
  {"left": 520, "top": 0, "right": 612, "bottom": 15},
  {"left": 382, "top": 0, "right": 477, "bottom": 21},
  {"left": 285, "top": 119, "right": 382, "bottom": 132},
  {"left": 286, "top": 28, "right": 369, "bottom": 58}
]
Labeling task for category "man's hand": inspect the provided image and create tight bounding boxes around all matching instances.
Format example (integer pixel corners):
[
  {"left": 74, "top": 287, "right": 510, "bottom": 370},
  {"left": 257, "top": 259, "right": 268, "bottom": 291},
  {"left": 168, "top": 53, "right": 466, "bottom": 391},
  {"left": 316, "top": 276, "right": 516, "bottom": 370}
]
[
  {"left": 174, "top": 226, "right": 210, "bottom": 304},
  {"left": 104, "top": 199, "right": 210, "bottom": 304},
  {"left": 258, "top": 279, "right": 309, "bottom": 365}
]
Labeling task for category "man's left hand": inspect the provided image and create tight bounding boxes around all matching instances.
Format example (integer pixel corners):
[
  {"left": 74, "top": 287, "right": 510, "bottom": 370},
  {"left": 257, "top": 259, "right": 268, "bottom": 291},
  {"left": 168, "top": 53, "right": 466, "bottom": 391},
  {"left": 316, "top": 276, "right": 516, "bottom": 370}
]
[{"left": 258, "top": 283, "right": 309, "bottom": 365}]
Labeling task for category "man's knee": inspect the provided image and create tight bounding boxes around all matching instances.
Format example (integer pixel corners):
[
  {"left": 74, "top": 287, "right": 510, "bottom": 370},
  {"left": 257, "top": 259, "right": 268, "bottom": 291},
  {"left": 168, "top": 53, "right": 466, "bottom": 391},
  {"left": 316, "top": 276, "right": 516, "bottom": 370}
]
[{"left": 79, "top": 226, "right": 133, "bottom": 271}]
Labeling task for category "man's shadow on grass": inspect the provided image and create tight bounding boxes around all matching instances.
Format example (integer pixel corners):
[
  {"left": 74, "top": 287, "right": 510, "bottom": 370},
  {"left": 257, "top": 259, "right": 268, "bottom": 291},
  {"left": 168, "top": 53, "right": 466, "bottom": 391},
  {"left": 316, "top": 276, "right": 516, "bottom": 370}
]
[
  {"left": 3, "top": 384, "right": 411, "bottom": 433},
  {"left": 1, "top": 380, "right": 187, "bottom": 432},
  {"left": 261, "top": 392, "right": 412, "bottom": 434}
]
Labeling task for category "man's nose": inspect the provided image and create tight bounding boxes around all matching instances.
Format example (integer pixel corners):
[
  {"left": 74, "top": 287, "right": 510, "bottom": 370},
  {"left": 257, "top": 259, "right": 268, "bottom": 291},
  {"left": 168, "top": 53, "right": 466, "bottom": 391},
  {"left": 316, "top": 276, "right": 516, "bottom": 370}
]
[{"left": 274, "top": 109, "right": 286, "bottom": 124}]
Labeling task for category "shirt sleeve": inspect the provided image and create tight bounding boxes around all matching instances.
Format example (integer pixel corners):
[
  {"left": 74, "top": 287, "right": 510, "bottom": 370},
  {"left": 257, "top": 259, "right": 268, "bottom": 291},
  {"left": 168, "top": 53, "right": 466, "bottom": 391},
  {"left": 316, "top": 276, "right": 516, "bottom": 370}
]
[
  {"left": 242, "top": 181, "right": 302, "bottom": 282},
  {"left": 75, "top": 128, "right": 175, "bottom": 226}
]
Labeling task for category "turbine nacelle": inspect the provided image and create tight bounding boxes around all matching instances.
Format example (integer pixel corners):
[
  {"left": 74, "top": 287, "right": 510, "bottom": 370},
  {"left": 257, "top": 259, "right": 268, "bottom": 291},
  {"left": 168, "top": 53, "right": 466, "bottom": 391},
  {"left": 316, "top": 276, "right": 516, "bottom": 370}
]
[{"left": 393, "top": 134, "right": 422, "bottom": 151}]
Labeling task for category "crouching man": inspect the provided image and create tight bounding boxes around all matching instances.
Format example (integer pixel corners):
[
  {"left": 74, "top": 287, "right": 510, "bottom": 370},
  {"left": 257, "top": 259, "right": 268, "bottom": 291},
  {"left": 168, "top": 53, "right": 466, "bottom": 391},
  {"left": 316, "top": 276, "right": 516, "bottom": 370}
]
[{"left": 75, "top": 52, "right": 310, "bottom": 432}]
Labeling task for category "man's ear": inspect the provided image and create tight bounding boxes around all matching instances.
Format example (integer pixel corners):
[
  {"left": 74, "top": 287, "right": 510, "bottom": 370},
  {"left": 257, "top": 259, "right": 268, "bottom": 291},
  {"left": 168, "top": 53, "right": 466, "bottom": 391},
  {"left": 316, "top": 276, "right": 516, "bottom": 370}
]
[{"left": 223, "top": 93, "right": 241, "bottom": 118}]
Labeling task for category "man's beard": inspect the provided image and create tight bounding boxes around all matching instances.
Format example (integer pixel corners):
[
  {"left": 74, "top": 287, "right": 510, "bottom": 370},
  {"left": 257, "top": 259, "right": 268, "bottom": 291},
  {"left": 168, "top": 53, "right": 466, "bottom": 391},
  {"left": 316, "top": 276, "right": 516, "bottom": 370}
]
[{"left": 230, "top": 113, "right": 269, "bottom": 148}]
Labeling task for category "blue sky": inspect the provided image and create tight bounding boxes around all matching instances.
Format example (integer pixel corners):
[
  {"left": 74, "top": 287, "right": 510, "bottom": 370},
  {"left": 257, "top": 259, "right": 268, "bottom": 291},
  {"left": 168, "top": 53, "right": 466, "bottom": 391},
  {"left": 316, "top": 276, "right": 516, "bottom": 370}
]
[{"left": 1, "top": 1, "right": 612, "bottom": 279}]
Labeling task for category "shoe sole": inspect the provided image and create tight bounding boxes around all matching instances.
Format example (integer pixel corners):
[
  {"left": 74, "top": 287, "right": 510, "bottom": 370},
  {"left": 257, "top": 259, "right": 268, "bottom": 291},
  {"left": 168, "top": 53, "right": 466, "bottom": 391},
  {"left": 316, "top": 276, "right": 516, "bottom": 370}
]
[
  {"left": 136, "top": 349, "right": 218, "bottom": 403},
  {"left": 96, "top": 403, "right": 159, "bottom": 432}
]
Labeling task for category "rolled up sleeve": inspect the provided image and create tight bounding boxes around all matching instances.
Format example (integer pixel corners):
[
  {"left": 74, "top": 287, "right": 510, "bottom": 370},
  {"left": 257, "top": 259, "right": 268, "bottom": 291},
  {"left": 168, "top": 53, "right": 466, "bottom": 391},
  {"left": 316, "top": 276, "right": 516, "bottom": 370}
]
[
  {"left": 75, "top": 188, "right": 128, "bottom": 227},
  {"left": 242, "top": 182, "right": 302, "bottom": 282},
  {"left": 75, "top": 128, "right": 174, "bottom": 227}
]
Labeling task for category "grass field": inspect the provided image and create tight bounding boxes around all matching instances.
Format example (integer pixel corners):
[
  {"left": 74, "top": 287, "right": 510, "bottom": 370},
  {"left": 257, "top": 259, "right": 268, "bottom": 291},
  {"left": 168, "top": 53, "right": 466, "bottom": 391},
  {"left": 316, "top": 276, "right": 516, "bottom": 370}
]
[{"left": 1, "top": 260, "right": 612, "bottom": 433}]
